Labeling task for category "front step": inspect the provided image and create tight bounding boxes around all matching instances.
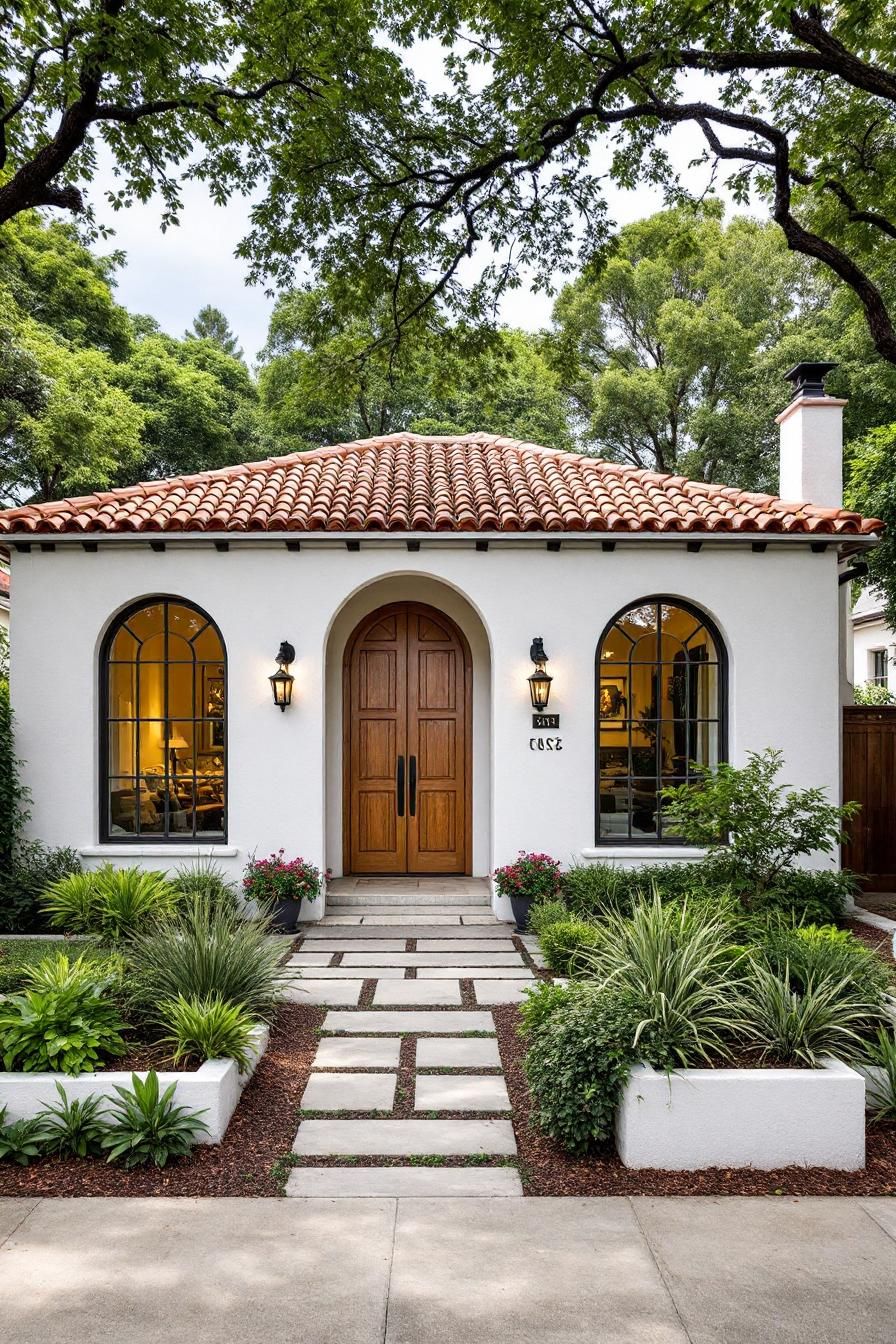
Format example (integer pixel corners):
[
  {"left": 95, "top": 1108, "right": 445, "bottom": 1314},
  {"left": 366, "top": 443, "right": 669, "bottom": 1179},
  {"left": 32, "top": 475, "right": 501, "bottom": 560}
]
[
  {"left": 285, "top": 1167, "right": 522, "bottom": 1197},
  {"left": 326, "top": 890, "right": 490, "bottom": 908}
]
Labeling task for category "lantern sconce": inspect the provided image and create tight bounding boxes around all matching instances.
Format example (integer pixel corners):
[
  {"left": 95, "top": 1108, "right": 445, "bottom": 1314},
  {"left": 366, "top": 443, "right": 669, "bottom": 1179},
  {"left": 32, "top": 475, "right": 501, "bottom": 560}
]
[
  {"left": 269, "top": 641, "right": 296, "bottom": 711},
  {"left": 527, "top": 637, "right": 553, "bottom": 711}
]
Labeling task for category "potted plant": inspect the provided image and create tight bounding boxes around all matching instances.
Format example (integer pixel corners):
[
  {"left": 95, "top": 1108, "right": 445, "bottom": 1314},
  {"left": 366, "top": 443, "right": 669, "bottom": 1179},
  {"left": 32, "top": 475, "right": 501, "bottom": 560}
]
[
  {"left": 493, "top": 851, "right": 563, "bottom": 932},
  {"left": 242, "top": 851, "right": 328, "bottom": 933}
]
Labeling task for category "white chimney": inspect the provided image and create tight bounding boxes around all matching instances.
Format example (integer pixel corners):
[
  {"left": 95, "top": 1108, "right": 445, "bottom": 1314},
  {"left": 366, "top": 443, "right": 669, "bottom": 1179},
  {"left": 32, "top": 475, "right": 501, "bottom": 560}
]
[{"left": 776, "top": 362, "right": 846, "bottom": 508}]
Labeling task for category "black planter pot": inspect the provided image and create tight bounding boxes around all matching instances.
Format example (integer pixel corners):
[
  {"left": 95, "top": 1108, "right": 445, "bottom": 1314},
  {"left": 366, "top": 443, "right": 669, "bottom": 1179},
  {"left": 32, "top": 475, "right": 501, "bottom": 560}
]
[
  {"left": 268, "top": 896, "right": 303, "bottom": 933},
  {"left": 509, "top": 894, "right": 534, "bottom": 934}
]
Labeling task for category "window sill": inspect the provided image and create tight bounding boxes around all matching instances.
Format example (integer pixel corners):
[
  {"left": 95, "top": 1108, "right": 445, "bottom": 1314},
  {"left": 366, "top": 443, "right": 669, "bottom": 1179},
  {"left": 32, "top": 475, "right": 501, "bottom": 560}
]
[
  {"left": 580, "top": 846, "right": 708, "bottom": 861},
  {"left": 79, "top": 845, "right": 240, "bottom": 859}
]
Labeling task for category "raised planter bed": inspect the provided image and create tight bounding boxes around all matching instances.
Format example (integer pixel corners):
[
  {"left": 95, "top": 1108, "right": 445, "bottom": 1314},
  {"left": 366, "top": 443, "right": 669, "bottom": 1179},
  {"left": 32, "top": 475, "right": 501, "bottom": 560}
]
[
  {"left": 0, "top": 1025, "right": 269, "bottom": 1145},
  {"left": 616, "top": 1057, "right": 866, "bottom": 1171}
]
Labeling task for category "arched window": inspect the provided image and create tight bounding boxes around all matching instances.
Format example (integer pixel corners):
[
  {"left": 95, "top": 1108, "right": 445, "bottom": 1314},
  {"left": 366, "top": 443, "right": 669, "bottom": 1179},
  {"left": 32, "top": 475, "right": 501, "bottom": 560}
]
[
  {"left": 101, "top": 598, "right": 226, "bottom": 842},
  {"left": 596, "top": 598, "right": 725, "bottom": 844}
]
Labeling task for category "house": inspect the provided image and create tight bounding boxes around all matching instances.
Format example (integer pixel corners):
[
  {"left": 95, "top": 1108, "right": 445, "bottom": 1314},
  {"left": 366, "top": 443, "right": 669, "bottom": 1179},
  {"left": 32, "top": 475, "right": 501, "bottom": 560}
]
[
  {"left": 0, "top": 363, "right": 881, "bottom": 919},
  {"left": 851, "top": 585, "right": 895, "bottom": 698},
  {"left": 0, "top": 567, "right": 9, "bottom": 633}
]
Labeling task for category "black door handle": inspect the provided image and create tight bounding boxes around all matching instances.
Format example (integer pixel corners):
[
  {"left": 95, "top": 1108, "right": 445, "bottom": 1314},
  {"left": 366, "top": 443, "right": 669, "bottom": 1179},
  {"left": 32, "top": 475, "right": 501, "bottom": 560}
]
[
  {"left": 409, "top": 755, "right": 417, "bottom": 816},
  {"left": 396, "top": 755, "right": 405, "bottom": 817}
]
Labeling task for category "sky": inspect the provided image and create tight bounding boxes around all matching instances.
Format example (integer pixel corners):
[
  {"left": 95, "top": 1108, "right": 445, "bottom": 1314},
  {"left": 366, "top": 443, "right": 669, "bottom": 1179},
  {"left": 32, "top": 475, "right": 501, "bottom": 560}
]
[{"left": 85, "top": 44, "right": 731, "bottom": 365}]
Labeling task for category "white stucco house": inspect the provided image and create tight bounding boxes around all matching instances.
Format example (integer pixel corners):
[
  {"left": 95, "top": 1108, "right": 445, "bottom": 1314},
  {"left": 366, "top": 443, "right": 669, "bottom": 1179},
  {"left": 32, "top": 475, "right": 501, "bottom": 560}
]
[
  {"left": 851, "top": 585, "right": 896, "bottom": 697},
  {"left": 0, "top": 363, "right": 882, "bottom": 918}
]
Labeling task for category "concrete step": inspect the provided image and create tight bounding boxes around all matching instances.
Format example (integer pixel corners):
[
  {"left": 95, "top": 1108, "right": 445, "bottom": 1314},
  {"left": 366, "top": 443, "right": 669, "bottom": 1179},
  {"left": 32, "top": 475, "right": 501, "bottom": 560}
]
[
  {"left": 285, "top": 1166, "right": 523, "bottom": 1197},
  {"left": 326, "top": 892, "right": 490, "bottom": 908},
  {"left": 323, "top": 1010, "right": 494, "bottom": 1034},
  {"left": 292, "top": 1118, "right": 517, "bottom": 1156}
]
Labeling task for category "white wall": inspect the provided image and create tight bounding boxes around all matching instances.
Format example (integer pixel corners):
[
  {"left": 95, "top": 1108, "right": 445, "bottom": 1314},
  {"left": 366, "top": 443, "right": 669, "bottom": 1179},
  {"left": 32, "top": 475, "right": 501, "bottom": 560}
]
[
  {"left": 852, "top": 616, "right": 896, "bottom": 696},
  {"left": 8, "top": 541, "right": 843, "bottom": 905}
]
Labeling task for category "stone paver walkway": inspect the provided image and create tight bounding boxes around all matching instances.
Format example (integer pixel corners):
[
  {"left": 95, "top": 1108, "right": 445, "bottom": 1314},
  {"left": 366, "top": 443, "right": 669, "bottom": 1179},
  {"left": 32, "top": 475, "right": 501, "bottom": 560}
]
[{"left": 282, "top": 895, "right": 541, "bottom": 1197}]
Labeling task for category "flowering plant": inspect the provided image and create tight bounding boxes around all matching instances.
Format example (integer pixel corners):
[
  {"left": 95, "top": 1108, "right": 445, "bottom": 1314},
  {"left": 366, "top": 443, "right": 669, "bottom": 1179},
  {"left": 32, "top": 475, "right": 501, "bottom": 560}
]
[
  {"left": 492, "top": 851, "right": 562, "bottom": 902},
  {"left": 242, "top": 851, "right": 328, "bottom": 906}
]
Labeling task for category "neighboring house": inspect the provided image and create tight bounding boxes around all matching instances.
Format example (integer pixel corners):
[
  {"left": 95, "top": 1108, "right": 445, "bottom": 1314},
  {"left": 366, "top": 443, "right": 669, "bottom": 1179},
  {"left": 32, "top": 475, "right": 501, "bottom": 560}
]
[
  {"left": 0, "top": 567, "right": 9, "bottom": 633},
  {"left": 851, "top": 585, "right": 896, "bottom": 697},
  {"left": 0, "top": 363, "right": 881, "bottom": 919}
]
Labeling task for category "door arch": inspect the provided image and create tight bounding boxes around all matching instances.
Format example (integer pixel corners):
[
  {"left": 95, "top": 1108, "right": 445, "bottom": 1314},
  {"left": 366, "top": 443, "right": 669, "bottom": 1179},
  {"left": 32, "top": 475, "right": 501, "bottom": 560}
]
[{"left": 343, "top": 601, "right": 472, "bottom": 874}]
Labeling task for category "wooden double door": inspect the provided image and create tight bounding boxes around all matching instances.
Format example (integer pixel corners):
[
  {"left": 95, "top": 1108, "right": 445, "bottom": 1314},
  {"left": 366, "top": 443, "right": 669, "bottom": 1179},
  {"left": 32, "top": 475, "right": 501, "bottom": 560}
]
[{"left": 344, "top": 602, "right": 471, "bottom": 874}]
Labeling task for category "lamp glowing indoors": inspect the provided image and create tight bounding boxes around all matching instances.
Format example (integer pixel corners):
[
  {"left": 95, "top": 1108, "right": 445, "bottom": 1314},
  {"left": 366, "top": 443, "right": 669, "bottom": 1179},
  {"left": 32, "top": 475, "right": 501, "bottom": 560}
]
[
  {"left": 528, "top": 637, "right": 553, "bottom": 711},
  {"left": 166, "top": 733, "right": 189, "bottom": 783},
  {"left": 269, "top": 641, "right": 296, "bottom": 711}
]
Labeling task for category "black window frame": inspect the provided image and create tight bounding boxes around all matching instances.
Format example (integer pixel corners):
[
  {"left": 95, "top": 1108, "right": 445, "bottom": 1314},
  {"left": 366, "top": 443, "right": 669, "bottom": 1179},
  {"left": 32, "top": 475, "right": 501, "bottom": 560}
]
[
  {"left": 871, "top": 648, "right": 888, "bottom": 686},
  {"left": 594, "top": 595, "right": 728, "bottom": 846},
  {"left": 99, "top": 594, "right": 228, "bottom": 844}
]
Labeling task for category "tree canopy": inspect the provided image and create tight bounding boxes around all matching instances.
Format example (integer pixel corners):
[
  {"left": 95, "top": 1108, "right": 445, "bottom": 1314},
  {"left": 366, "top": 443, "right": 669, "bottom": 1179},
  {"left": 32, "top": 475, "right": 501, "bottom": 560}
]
[{"left": 186, "top": 306, "right": 243, "bottom": 360}]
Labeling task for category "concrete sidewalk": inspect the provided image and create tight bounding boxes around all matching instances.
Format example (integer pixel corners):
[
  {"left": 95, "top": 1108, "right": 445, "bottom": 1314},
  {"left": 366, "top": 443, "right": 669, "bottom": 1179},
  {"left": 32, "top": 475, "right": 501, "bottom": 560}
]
[{"left": 2, "top": 1195, "right": 896, "bottom": 1343}]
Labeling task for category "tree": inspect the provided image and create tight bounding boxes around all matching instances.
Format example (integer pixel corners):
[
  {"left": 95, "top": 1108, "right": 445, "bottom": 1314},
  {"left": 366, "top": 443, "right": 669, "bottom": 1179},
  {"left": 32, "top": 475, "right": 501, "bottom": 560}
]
[
  {"left": 845, "top": 423, "right": 896, "bottom": 628},
  {"left": 186, "top": 306, "right": 243, "bottom": 360},
  {"left": 258, "top": 283, "right": 572, "bottom": 449}
]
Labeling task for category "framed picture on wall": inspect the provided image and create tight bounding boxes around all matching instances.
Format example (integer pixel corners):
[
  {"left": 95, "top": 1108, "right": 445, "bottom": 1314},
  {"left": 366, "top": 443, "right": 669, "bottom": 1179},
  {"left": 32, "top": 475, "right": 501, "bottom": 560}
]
[
  {"left": 202, "top": 664, "right": 225, "bottom": 750},
  {"left": 598, "top": 677, "right": 628, "bottom": 730}
]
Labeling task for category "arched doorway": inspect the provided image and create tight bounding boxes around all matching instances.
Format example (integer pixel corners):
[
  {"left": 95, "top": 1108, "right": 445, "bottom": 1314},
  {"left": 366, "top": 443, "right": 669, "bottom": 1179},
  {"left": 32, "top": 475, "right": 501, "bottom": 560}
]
[{"left": 342, "top": 601, "right": 472, "bottom": 875}]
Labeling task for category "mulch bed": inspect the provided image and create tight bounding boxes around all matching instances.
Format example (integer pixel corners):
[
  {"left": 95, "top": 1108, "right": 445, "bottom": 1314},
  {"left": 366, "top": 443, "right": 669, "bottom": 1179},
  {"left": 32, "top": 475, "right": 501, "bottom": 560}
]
[
  {"left": 844, "top": 918, "right": 896, "bottom": 969},
  {"left": 0, "top": 1003, "right": 323, "bottom": 1198},
  {"left": 493, "top": 1003, "right": 896, "bottom": 1197}
]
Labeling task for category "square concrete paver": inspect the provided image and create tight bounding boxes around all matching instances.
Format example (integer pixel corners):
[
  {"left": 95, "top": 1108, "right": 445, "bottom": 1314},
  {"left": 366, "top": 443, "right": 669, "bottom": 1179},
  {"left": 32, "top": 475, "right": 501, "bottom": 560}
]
[
  {"left": 416, "top": 965, "right": 533, "bottom": 979},
  {"left": 414, "top": 1074, "right": 510, "bottom": 1112},
  {"left": 313, "top": 1036, "right": 402, "bottom": 1069},
  {"left": 285, "top": 951, "right": 334, "bottom": 966},
  {"left": 292, "top": 1118, "right": 516, "bottom": 1156},
  {"left": 285, "top": 1167, "right": 522, "bottom": 1197},
  {"left": 301, "top": 1072, "right": 396, "bottom": 1112},
  {"left": 282, "top": 980, "right": 364, "bottom": 1006},
  {"left": 385, "top": 1198, "right": 688, "bottom": 1344},
  {"left": 372, "top": 981, "right": 462, "bottom": 1007},
  {"left": 472, "top": 979, "right": 535, "bottom": 1004},
  {"left": 324, "top": 1010, "right": 494, "bottom": 1034},
  {"left": 415, "top": 1037, "right": 502, "bottom": 1068}
]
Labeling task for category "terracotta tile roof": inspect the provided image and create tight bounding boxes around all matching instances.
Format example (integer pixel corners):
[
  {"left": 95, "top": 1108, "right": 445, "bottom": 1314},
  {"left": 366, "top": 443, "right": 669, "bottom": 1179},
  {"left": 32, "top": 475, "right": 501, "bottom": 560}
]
[{"left": 0, "top": 434, "right": 882, "bottom": 537}]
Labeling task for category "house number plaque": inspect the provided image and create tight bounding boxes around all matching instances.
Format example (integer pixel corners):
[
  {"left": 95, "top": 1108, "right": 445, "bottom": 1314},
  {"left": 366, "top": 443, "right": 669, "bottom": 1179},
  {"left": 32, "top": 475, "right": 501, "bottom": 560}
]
[
  {"left": 529, "top": 736, "right": 562, "bottom": 751},
  {"left": 532, "top": 713, "right": 560, "bottom": 729}
]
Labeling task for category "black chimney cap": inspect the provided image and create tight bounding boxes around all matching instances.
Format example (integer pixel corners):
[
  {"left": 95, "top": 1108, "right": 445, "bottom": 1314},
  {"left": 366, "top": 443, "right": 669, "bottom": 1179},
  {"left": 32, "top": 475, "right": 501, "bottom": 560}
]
[{"left": 784, "top": 362, "right": 838, "bottom": 399}]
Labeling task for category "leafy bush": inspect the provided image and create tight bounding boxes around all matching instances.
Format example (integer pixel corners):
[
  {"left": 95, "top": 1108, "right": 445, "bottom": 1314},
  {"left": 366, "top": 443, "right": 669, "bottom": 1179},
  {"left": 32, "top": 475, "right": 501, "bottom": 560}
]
[
  {"left": 170, "top": 859, "right": 239, "bottom": 913},
  {"left": 759, "top": 924, "right": 891, "bottom": 1005},
  {"left": 0, "top": 677, "right": 30, "bottom": 873},
  {"left": 38, "top": 1082, "right": 109, "bottom": 1158},
  {"left": 100, "top": 1071, "right": 208, "bottom": 1167},
  {"left": 160, "top": 993, "right": 256, "bottom": 1069},
  {"left": 662, "top": 749, "right": 860, "bottom": 898},
  {"left": 0, "top": 1113, "right": 50, "bottom": 1165},
  {"left": 538, "top": 917, "right": 602, "bottom": 975},
  {"left": 126, "top": 895, "right": 283, "bottom": 1023},
  {"left": 41, "top": 865, "right": 177, "bottom": 939},
  {"left": 518, "top": 979, "right": 575, "bottom": 1035},
  {"left": 0, "top": 980, "right": 127, "bottom": 1074},
  {"left": 24, "top": 949, "right": 125, "bottom": 995},
  {"left": 576, "top": 895, "right": 746, "bottom": 1066},
  {"left": 243, "top": 851, "right": 325, "bottom": 908},
  {"left": 854, "top": 682, "right": 895, "bottom": 706},
  {"left": 524, "top": 985, "right": 642, "bottom": 1153},
  {"left": 493, "top": 851, "right": 563, "bottom": 903},
  {"left": 527, "top": 899, "right": 569, "bottom": 936},
  {"left": 862, "top": 1028, "right": 896, "bottom": 1122},
  {"left": 561, "top": 862, "right": 643, "bottom": 917},
  {"left": 739, "top": 963, "right": 880, "bottom": 1067},
  {"left": 0, "top": 841, "right": 82, "bottom": 933},
  {"left": 749, "top": 868, "right": 855, "bottom": 925}
]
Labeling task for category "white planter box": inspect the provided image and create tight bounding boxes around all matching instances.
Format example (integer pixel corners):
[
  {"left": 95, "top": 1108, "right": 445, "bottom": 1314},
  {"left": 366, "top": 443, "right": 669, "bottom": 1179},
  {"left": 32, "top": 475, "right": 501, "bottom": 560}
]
[
  {"left": 0, "top": 1025, "right": 268, "bottom": 1144},
  {"left": 616, "top": 1057, "right": 865, "bottom": 1171}
]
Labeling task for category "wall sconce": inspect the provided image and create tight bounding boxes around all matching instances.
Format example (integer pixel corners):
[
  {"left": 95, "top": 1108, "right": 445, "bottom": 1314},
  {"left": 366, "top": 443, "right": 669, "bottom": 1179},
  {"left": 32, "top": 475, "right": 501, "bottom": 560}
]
[
  {"left": 269, "top": 641, "right": 296, "bottom": 711},
  {"left": 528, "top": 637, "right": 553, "bottom": 711}
]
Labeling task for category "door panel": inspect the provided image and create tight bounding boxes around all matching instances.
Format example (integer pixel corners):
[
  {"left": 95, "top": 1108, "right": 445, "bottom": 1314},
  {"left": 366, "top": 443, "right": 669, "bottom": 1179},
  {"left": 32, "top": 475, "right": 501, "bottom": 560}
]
[{"left": 346, "top": 603, "right": 469, "bottom": 874}]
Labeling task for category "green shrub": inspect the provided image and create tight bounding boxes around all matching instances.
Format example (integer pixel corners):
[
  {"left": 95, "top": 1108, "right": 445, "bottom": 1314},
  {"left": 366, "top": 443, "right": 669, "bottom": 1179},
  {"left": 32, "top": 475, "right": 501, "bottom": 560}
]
[
  {"left": 759, "top": 924, "right": 891, "bottom": 1004},
  {"left": 518, "top": 979, "right": 575, "bottom": 1035},
  {"left": 41, "top": 866, "right": 177, "bottom": 939},
  {"left": 524, "top": 985, "right": 641, "bottom": 1153},
  {"left": 126, "top": 895, "right": 283, "bottom": 1023},
  {"left": 170, "top": 859, "right": 238, "bottom": 914},
  {"left": 663, "top": 749, "right": 860, "bottom": 898},
  {"left": 0, "top": 980, "right": 127, "bottom": 1074},
  {"left": 0, "top": 677, "right": 30, "bottom": 873},
  {"left": 0, "top": 842, "right": 81, "bottom": 933},
  {"left": 862, "top": 1028, "right": 896, "bottom": 1122},
  {"left": 750, "top": 868, "right": 855, "bottom": 924},
  {"left": 24, "top": 950, "right": 125, "bottom": 996},
  {"left": 160, "top": 993, "right": 256, "bottom": 1070},
  {"left": 38, "top": 1082, "right": 109, "bottom": 1158},
  {"left": 100, "top": 1071, "right": 208, "bottom": 1167},
  {"left": 538, "top": 917, "right": 602, "bottom": 975},
  {"left": 575, "top": 895, "right": 746, "bottom": 1065},
  {"left": 527, "top": 899, "right": 569, "bottom": 936},
  {"left": 739, "top": 962, "right": 880, "bottom": 1066},
  {"left": 0, "top": 1113, "right": 50, "bottom": 1165}
]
